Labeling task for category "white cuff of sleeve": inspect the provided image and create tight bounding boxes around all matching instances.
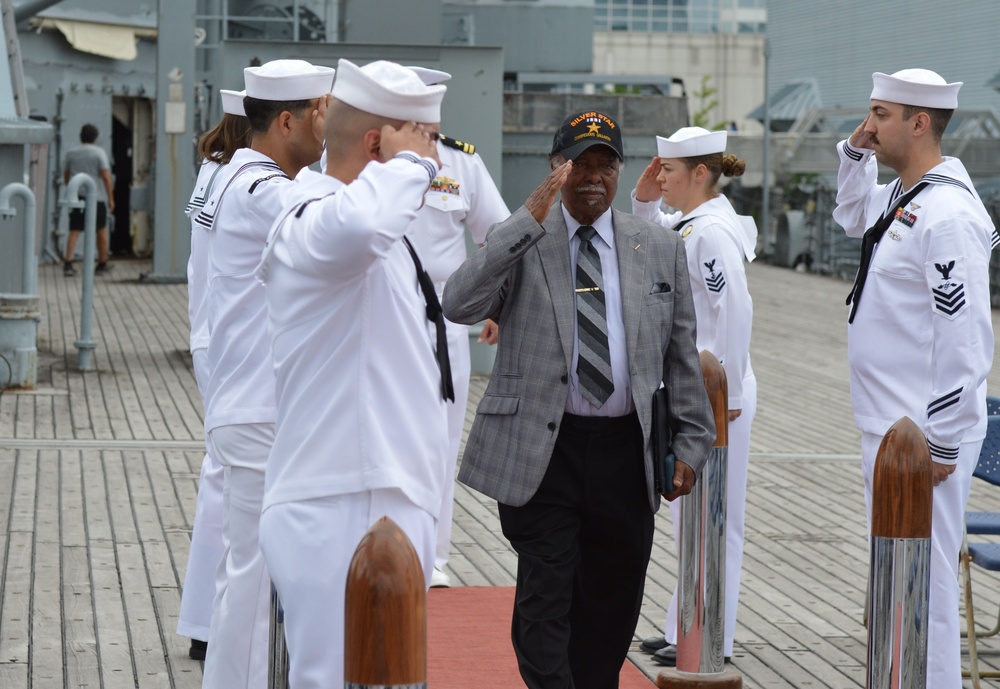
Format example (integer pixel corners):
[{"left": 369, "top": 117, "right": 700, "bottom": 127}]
[
  {"left": 630, "top": 189, "right": 662, "bottom": 218},
  {"left": 840, "top": 140, "right": 871, "bottom": 163},
  {"left": 393, "top": 151, "right": 438, "bottom": 183},
  {"left": 927, "top": 439, "right": 960, "bottom": 464}
]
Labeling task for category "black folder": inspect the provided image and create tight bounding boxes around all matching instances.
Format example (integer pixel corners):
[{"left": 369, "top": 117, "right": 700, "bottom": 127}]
[{"left": 651, "top": 387, "right": 676, "bottom": 495}]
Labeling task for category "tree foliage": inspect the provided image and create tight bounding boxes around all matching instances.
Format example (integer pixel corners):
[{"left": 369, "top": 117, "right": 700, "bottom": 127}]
[{"left": 691, "top": 75, "right": 727, "bottom": 130}]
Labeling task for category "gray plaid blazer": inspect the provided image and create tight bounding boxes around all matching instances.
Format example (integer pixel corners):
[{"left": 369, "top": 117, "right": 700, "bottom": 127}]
[{"left": 442, "top": 204, "right": 715, "bottom": 511}]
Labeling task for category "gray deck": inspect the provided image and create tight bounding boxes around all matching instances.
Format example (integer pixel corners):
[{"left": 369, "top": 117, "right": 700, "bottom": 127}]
[{"left": 3, "top": 257, "right": 1000, "bottom": 688}]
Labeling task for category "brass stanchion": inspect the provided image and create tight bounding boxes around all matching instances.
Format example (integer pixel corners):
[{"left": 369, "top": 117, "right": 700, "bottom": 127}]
[
  {"left": 866, "top": 417, "right": 932, "bottom": 689},
  {"left": 344, "top": 516, "right": 427, "bottom": 689},
  {"left": 659, "top": 351, "right": 742, "bottom": 689}
]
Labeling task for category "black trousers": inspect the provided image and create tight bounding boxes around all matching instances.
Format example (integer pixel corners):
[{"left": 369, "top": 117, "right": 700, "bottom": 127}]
[
  {"left": 498, "top": 411, "right": 654, "bottom": 689},
  {"left": 69, "top": 201, "right": 107, "bottom": 231}
]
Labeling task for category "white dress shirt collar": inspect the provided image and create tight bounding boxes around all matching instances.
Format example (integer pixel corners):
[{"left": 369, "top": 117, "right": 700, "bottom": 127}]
[{"left": 562, "top": 206, "right": 615, "bottom": 247}]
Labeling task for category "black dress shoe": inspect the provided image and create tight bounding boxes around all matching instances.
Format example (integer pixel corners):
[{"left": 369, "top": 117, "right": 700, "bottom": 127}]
[
  {"left": 653, "top": 644, "right": 677, "bottom": 665},
  {"left": 189, "top": 638, "right": 208, "bottom": 661},
  {"left": 640, "top": 635, "right": 670, "bottom": 654}
]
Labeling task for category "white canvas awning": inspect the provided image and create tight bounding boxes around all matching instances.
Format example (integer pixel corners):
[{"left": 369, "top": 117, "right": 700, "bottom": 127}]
[{"left": 36, "top": 18, "right": 156, "bottom": 61}]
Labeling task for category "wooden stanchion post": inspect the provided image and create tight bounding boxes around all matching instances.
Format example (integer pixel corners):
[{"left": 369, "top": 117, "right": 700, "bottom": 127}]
[
  {"left": 658, "top": 351, "right": 742, "bottom": 689},
  {"left": 344, "top": 516, "right": 427, "bottom": 689},
  {"left": 867, "top": 417, "right": 932, "bottom": 689}
]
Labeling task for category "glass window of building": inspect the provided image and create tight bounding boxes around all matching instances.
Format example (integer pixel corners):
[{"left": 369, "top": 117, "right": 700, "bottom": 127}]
[{"left": 594, "top": 0, "right": 766, "bottom": 33}]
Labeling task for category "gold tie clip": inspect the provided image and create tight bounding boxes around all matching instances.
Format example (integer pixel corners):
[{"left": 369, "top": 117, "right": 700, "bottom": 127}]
[{"left": 575, "top": 287, "right": 602, "bottom": 293}]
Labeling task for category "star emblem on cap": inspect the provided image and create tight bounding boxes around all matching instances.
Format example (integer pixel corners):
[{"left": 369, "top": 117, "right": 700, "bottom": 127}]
[{"left": 587, "top": 122, "right": 601, "bottom": 135}]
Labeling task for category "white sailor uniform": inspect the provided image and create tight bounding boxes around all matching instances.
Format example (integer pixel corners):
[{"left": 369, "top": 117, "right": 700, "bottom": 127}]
[
  {"left": 176, "top": 160, "right": 228, "bottom": 644},
  {"left": 632, "top": 193, "right": 757, "bottom": 656},
  {"left": 257, "top": 156, "right": 449, "bottom": 689},
  {"left": 834, "top": 139, "right": 996, "bottom": 689},
  {"left": 405, "top": 140, "right": 509, "bottom": 571},
  {"left": 200, "top": 147, "right": 293, "bottom": 689}
]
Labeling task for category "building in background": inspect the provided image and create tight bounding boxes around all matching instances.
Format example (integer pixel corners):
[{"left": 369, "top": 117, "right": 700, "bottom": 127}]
[
  {"left": 592, "top": 0, "right": 767, "bottom": 131},
  {"left": 13, "top": 0, "right": 998, "bottom": 282},
  {"left": 752, "top": 0, "right": 1000, "bottom": 281},
  {"left": 766, "top": 0, "right": 1000, "bottom": 113},
  {"left": 11, "top": 0, "right": 694, "bottom": 268}
]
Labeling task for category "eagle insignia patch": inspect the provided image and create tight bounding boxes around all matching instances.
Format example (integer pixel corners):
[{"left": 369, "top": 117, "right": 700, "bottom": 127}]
[
  {"left": 931, "top": 259, "right": 967, "bottom": 319},
  {"left": 704, "top": 258, "right": 726, "bottom": 293}
]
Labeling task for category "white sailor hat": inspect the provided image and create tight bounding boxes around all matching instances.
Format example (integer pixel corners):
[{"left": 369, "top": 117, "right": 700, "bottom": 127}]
[
  {"left": 406, "top": 66, "right": 452, "bottom": 86},
  {"left": 870, "top": 69, "right": 962, "bottom": 109},
  {"left": 243, "top": 59, "right": 335, "bottom": 102},
  {"left": 332, "top": 59, "right": 446, "bottom": 123},
  {"left": 220, "top": 89, "right": 246, "bottom": 117},
  {"left": 656, "top": 126, "right": 727, "bottom": 158}
]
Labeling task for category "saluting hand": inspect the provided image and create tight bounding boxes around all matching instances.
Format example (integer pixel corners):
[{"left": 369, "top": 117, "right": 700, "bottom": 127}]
[
  {"left": 635, "top": 156, "right": 663, "bottom": 203},
  {"left": 312, "top": 93, "right": 331, "bottom": 144},
  {"left": 525, "top": 161, "right": 572, "bottom": 225},
  {"left": 379, "top": 121, "right": 442, "bottom": 169},
  {"left": 663, "top": 460, "right": 696, "bottom": 501},
  {"left": 849, "top": 114, "right": 876, "bottom": 150}
]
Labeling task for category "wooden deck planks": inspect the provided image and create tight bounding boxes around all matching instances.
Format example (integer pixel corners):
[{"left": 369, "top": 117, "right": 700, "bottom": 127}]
[{"left": 4, "top": 258, "right": 1000, "bottom": 688}]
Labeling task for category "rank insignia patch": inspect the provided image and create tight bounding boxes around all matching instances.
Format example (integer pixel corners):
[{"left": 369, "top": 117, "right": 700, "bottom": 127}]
[
  {"left": 704, "top": 258, "right": 726, "bottom": 293},
  {"left": 927, "top": 386, "right": 962, "bottom": 417},
  {"left": 931, "top": 259, "right": 967, "bottom": 318}
]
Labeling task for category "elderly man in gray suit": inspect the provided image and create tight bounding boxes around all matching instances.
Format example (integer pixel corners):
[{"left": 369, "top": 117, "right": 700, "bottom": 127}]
[{"left": 443, "top": 110, "right": 715, "bottom": 689}]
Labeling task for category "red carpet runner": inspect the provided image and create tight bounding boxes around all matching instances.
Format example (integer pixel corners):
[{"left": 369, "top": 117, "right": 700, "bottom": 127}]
[{"left": 428, "top": 586, "right": 654, "bottom": 688}]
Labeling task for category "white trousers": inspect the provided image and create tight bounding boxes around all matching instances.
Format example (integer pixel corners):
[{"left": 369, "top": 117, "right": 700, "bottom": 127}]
[
  {"left": 177, "top": 348, "right": 227, "bottom": 641},
  {"left": 259, "top": 488, "right": 435, "bottom": 689},
  {"left": 178, "top": 450, "right": 227, "bottom": 640},
  {"left": 436, "top": 320, "right": 472, "bottom": 568},
  {"left": 202, "top": 423, "right": 274, "bottom": 689},
  {"left": 664, "top": 373, "right": 757, "bottom": 656},
  {"left": 861, "top": 430, "right": 979, "bottom": 689}
]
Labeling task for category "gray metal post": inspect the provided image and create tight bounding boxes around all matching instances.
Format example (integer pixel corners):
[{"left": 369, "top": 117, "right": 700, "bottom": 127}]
[
  {"left": 659, "top": 351, "right": 742, "bottom": 688},
  {"left": 62, "top": 172, "right": 97, "bottom": 370},
  {"left": 761, "top": 37, "right": 771, "bottom": 256},
  {"left": 268, "top": 584, "right": 289, "bottom": 689},
  {"left": 149, "top": 0, "right": 195, "bottom": 282},
  {"left": 675, "top": 442, "right": 727, "bottom": 673},
  {"left": 0, "top": 182, "right": 37, "bottom": 294},
  {"left": 0, "top": 184, "right": 40, "bottom": 390}
]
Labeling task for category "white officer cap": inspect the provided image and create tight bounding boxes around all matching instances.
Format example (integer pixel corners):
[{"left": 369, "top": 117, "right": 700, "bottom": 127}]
[
  {"left": 220, "top": 89, "right": 246, "bottom": 117},
  {"left": 332, "top": 59, "right": 446, "bottom": 123},
  {"left": 406, "top": 66, "right": 452, "bottom": 86},
  {"left": 870, "top": 69, "right": 962, "bottom": 109},
  {"left": 243, "top": 59, "right": 335, "bottom": 101},
  {"left": 656, "top": 126, "right": 728, "bottom": 158}
]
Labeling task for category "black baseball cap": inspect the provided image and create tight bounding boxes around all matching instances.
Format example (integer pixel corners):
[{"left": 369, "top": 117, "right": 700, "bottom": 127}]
[{"left": 550, "top": 110, "right": 624, "bottom": 161}]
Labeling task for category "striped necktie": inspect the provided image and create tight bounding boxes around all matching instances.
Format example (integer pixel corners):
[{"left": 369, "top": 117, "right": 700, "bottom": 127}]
[{"left": 575, "top": 225, "right": 614, "bottom": 408}]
